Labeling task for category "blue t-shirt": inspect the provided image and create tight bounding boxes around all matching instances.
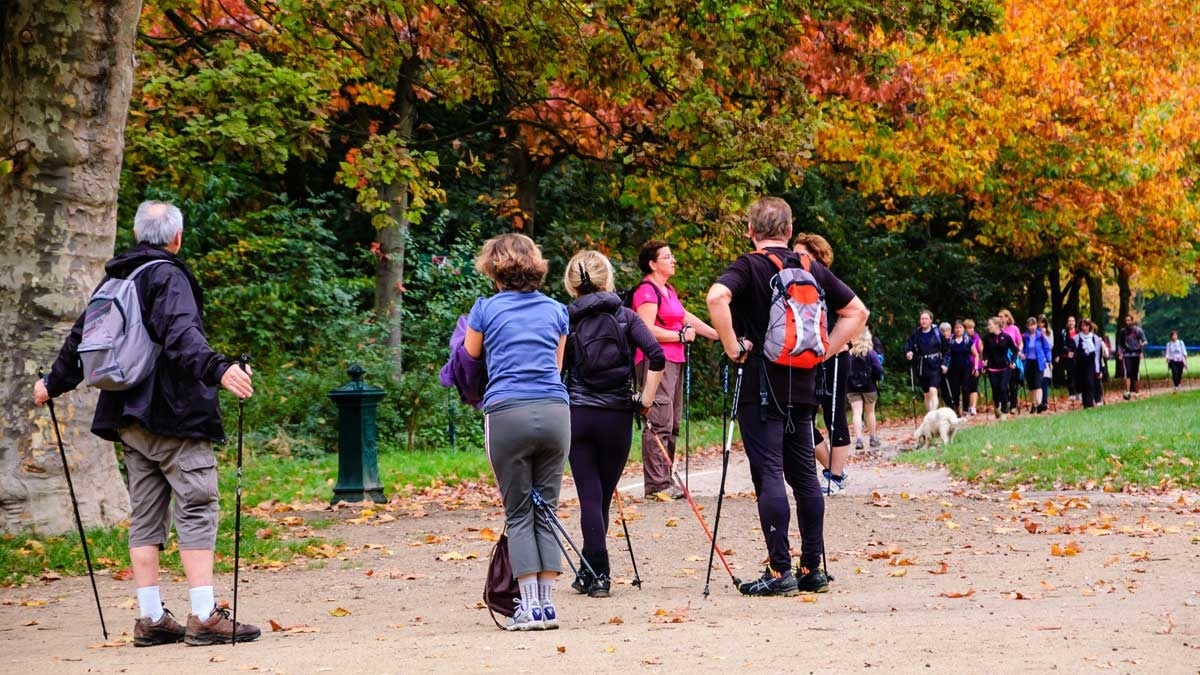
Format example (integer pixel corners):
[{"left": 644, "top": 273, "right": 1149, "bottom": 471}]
[{"left": 467, "top": 290, "right": 569, "bottom": 410}]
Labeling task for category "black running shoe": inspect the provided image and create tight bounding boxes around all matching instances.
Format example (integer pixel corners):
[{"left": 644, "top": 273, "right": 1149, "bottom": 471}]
[
  {"left": 571, "top": 567, "right": 594, "bottom": 595},
  {"left": 738, "top": 567, "right": 799, "bottom": 596},
  {"left": 796, "top": 567, "right": 830, "bottom": 594},
  {"left": 587, "top": 573, "right": 612, "bottom": 598}
]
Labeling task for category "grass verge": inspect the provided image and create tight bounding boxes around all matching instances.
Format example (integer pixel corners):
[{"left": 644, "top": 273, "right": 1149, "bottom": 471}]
[{"left": 897, "top": 389, "right": 1200, "bottom": 490}]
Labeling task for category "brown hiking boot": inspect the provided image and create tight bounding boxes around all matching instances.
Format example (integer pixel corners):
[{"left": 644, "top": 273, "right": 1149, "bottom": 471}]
[
  {"left": 134, "top": 606, "right": 186, "bottom": 647},
  {"left": 185, "top": 606, "right": 262, "bottom": 646}
]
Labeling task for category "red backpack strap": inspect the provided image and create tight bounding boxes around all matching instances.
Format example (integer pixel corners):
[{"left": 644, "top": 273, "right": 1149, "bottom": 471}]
[{"left": 750, "top": 249, "right": 786, "bottom": 270}]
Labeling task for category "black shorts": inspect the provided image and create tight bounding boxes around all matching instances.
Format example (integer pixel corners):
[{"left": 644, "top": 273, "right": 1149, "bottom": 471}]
[
  {"left": 1024, "top": 359, "right": 1042, "bottom": 390},
  {"left": 917, "top": 369, "right": 942, "bottom": 391},
  {"left": 1123, "top": 355, "right": 1142, "bottom": 381}
]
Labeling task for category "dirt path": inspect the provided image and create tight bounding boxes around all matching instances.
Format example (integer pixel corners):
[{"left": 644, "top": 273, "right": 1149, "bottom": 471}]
[{"left": 3, "top": 409, "right": 1199, "bottom": 674}]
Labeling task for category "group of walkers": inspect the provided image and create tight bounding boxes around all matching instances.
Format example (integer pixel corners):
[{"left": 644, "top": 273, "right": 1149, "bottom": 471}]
[
  {"left": 31, "top": 197, "right": 1191, "bottom": 644},
  {"left": 456, "top": 196, "right": 868, "bottom": 629},
  {"left": 904, "top": 310, "right": 1189, "bottom": 420}
]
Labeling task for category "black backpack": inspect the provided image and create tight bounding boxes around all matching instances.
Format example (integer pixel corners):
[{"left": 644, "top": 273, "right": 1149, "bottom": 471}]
[
  {"left": 569, "top": 307, "right": 634, "bottom": 392},
  {"left": 847, "top": 353, "right": 874, "bottom": 391}
]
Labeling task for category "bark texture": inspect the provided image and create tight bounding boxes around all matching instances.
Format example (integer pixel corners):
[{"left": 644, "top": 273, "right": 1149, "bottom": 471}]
[{"left": 0, "top": 0, "right": 143, "bottom": 533}]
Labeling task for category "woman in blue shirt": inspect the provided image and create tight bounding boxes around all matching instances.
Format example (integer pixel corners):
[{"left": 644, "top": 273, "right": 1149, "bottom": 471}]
[
  {"left": 1022, "top": 316, "right": 1053, "bottom": 413},
  {"left": 465, "top": 233, "right": 570, "bottom": 631}
]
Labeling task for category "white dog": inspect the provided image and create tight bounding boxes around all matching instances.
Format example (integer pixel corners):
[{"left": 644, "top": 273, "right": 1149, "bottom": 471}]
[{"left": 913, "top": 407, "right": 963, "bottom": 449}]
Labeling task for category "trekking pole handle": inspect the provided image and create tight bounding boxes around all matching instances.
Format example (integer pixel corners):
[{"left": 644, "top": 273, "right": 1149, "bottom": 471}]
[{"left": 239, "top": 353, "right": 250, "bottom": 371}]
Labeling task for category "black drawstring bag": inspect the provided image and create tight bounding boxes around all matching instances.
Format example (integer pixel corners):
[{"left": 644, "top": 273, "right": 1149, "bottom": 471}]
[{"left": 484, "top": 531, "right": 519, "bottom": 628}]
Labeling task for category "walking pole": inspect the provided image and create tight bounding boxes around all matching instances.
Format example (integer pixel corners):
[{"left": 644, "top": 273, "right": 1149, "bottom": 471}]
[
  {"left": 530, "top": 489, "right": 597, "bottom": 579},
  {"left": 612, "top": 488, "right": 642, "bottom": 588},
  {"left": 907, "top": 363, "right": 918, "bottom": 426},
  {"left": 232, "top": 354, "right": 248, "bottom": 646},
  {"left": 649, "top": 432, "right": 740, "bottom": 590},
  {"left": 683, "top": 340, "right": 691, "bottom": 490},
  {"left": 39, "top": 369, "right": 108, "bottom": 640},
  {"left": 704, "top": 364, "right": 744, "bottom": 597}
]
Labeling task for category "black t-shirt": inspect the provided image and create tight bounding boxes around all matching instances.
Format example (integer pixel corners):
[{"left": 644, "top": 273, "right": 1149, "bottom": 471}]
[{"left": 715, "top": 246, "right": 857, "bottom": 409}]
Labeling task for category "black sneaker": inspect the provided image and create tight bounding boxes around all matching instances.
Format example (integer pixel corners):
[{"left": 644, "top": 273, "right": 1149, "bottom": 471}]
[
  {"left": 796, "top": 567, "right": 830, "bottom": 594},
  {"left": 587, "top": 573, "right": 612, "bottom": 598},
  {"left": 571, "top": 567, "right": 594, "bottom": 595},
  {"left": 738, "top": 567, "right": 798, "bottom": 596}
]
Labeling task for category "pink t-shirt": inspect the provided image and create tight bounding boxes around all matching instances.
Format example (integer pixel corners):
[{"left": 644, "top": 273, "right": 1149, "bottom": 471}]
[
  {"left": 632, "top": 278, "right": 686, "bottom": 364},
  {"left": 1003, "top": 325, "right": 1023, "bottom": 351}
]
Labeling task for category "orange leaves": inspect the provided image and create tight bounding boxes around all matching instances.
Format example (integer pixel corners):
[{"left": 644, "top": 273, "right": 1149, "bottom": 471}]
[
  {"left": 938, "top": 588, "right": 975, "bottom": 599},
  {"left": 1050, "top": 541, "right": 1083, "bottom": 557}
]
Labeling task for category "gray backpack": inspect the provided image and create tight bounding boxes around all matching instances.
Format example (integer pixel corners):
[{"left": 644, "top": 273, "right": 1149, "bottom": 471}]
[{"left": 78, "top": 260, "right": 170, "bottom": 390}]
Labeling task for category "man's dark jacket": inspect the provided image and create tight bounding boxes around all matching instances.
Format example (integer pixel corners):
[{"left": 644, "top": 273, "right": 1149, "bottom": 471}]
[{"left": 46, "top": 243, "right": 233, "bottom": 443}]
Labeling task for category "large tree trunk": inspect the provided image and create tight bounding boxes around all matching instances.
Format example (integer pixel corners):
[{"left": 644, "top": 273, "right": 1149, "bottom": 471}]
[
  {"left": 1116, "top": 265, "right": 1132, "bottom": 324},
  {"left": 0, "top": 0, "right": 141, "bottom": 533},
  {"left": 373, "top": 59, "right": 419, "bottom": 378}
]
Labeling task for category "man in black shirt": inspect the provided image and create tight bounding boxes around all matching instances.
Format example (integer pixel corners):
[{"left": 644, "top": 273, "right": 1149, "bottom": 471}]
[
  {"left": 1116, "top": 314, "right": 1148, "bottom": 399},
  {"left": 707, "top": 197, "right": 869, "bottom": 596}
]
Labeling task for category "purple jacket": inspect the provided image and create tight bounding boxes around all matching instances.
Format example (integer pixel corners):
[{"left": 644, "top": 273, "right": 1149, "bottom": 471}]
[{"left": 439, "top": 315, "right": 487, "bottom": 409}]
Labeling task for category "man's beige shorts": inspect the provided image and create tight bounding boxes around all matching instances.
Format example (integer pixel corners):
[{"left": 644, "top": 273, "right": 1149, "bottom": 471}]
[
  {"left": 119, "top": 423, "right": 219, "bottom": 550},
  {"left": 847, "top": 391, "right": 879, "bottom": 406}
]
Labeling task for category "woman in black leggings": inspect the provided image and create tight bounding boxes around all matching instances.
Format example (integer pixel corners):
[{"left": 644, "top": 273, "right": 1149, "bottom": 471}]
[
  {"left": 562, "top": 250, "right": 664, "bottom": 597},
  {"left": 980, "top": 317, "right": 1018, "bottom": 419}
]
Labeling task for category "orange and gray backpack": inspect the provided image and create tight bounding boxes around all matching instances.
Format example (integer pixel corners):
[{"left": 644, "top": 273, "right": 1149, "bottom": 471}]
[{"left": 752, "top": 249, "right": 828, "bottom": 369}]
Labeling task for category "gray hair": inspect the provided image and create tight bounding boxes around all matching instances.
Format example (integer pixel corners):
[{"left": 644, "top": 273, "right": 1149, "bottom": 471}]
[
  {"left": 939, "top": 322, "right": 951, "bottom": 332},
  {"left": 133, "top": 200, "right": 184, "bottom": 245}
]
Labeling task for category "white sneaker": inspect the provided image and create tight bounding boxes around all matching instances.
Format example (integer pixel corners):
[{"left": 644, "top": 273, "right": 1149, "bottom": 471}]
[
  {"left": 541, "top": 604, "right": 559, "bottom": 630},
  {"left": 824, "top": 470, "right": 848, "bottom": 496},
  {"left": 505, "top": 599, "right": 545, "bottom": 631}
]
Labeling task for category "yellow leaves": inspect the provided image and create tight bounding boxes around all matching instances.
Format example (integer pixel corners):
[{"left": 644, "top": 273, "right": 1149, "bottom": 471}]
[
  {"left": 437, "top": 551, "right": 478, "bottom": 561},
  {"left": 328, "top": 607, "right": 352, "bottom": 617},
  {"left": 887, "top": 568, "right": 907, "bottom": 577},
  {"left": 478, "top": 527, "right": 500, "bottom": 542}
]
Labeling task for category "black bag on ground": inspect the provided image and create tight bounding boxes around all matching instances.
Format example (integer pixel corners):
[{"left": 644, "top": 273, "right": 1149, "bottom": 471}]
[{"left": 484, "top": 532, "right": 519, "bottom": 627}]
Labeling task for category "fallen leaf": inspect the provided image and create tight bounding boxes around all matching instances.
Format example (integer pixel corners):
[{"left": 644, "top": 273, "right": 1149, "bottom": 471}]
[
  {"left": 23, "top": 620, "right": 39, "bottom": 626},
  {"left": 557, "top": 645, "right": 567, "bottom": 654},
  {"left": 40, "top": 572, "right": 62, "bottom": 582},
  {"left": 269, "top": 619, "right": 284, "bottom": 632},
  {"left": 438, "top": 551, "right": 478, "bottom": 561},
  {"left": 665, "top": 519, "right": 678, "bottom": 527},
  {"left": 111, "top": 568, "right": 134, "bottom": 581},
  {"left": 328, "top": 607, "right": 352, "bottom": 617},
  {"left": 1040, "top": 581, "right": 1056, "bottom": 591},
  {"left": 928, "top": 562, "right": 949, "bottom": 575},
  {"left": 117, "top": 598, "right": 137, "bottom": 610},
  {"left": 642, "top": 657, "right": 663, "bottom": 665},
  {"left": 21, "top": 599, "right": 47, "bottom": 607},
  {"left": 800, "top": 596, "right": 817, "bottom": 603},
  {"left": 1033, "top": 625, "right": 1062, "bottom": 631},
  {"left": 210, "top": 655, "right": 226, "bottom": 663},
  {"left": 1050, "top": 541, "right": 1082, "bottom": 557},
  {"left": 285, "top": 625, "right": 319, "bottom": 633},
  {"left": 479, "top": 527, "right": 500, "bottom": 542},
  {"left": 939, "top": 588, "right": 975, "bottom": 598},
  {"left": 887, "top": 568, "right": 907, "bottom": 577},
  {"left": 1158, "top": 614, "right": 1176, "bottom": 635},
  {"left": 608, "top": 616, "right": 624, "bottom": 625}
]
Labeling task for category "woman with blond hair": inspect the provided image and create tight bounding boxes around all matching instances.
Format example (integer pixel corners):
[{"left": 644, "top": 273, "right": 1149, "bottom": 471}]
[
  {"left": 562, "top": 250, "right": 664, "bottom": 598},
  {"left": 465, "top": 233, "right": 570, "bottom": 631},
  {"left": 846, "top": 327, "right": 883, "bottom": 450}
]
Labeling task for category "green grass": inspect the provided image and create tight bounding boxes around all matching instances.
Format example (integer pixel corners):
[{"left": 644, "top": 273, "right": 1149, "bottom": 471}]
[{"left": 898, "top": 389, "right": 1200, "bottom": 490}]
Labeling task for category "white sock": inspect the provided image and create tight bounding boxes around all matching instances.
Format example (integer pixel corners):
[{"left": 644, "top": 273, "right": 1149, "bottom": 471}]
[
  {"left": 538, "top": 579, "right": 554, "bottom": 607},
  {"left": 189, "top": 585, "right": 215, "bottom": 618},
  {"left": 136, "top": 586, "right": 163, "bottom": 621},
  {"left": 518, "top": 578, "right": 540, "bottom": 609}
]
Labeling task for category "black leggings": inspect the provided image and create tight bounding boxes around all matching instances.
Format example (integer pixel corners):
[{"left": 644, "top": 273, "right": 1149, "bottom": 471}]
[
  {"left": 568, "top": 407, "right": 634, "bottom": 559},
  {"left": 987, "top": 369, "right": 1011, "bottom": 413},
  {"left": 1169, "top": 361, "right": 1184, "bottom": 387},
  {"left": 947, "top": 363, "right": 971, "bottom": 412},
  {"left": 738, "top": 404, "right": 823, "bottom": 572}
]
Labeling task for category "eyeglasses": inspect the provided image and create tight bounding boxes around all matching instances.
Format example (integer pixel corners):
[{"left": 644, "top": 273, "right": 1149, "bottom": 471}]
[{"left": 656, "top": 254, "right": 675, "bottom": 262}]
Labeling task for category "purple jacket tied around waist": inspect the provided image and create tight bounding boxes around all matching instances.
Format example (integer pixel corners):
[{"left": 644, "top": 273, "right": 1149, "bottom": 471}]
[{"left": 439, "top": 315, "right": 487, "bottom": 408}]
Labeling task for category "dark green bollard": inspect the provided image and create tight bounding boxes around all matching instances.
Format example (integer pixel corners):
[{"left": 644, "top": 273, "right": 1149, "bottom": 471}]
[{"left": 328, "top": 364, "right": 386, "bottom": 504}]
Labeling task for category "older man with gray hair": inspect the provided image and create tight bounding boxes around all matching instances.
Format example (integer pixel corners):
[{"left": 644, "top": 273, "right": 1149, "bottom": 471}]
[{"left": 34, "top": 200, "right": 260, "bottom": 646}]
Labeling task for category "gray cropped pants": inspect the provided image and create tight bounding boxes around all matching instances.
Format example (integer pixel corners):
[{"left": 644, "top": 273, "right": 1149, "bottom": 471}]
[{"left": 485, "top": 399, "right": 571, "bottom": 578}]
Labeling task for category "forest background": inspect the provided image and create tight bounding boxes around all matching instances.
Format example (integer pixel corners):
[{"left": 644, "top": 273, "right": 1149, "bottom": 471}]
[{"left": 4, "top": 0, "right": 1200, "bottom": 483}]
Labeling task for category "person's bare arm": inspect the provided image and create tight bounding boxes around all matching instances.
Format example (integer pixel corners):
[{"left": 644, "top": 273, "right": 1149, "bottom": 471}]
[
  {"left": 706, "top": 282, "right": 751, "bottom": 362},
  {"left": 556, "top": 334, "right": 566, "bottom": 372},
  {"left": 682, "top": 310, "right": 719, "bottom": 341},
  {"left": 826, "top": 297, "right": 869, "bottom": 360},
  {"left": 465, "top": 327, "right": 484, "bottom": 359}
]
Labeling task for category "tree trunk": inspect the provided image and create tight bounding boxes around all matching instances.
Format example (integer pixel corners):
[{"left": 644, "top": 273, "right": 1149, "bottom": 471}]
[
  {"left": 373, "top": 59, "right": 419, "bottom": 378},
  {"left": 0, "top": 0, "right": 141, "bottom": 533},
  {"left": 1085, "top": 272, "right": 1106, "bottom": 327},
  {"left": 1064, "top": 272, "right": 1082, "bottom": 325},
  {"left": 1116, "top": 265, "right": 1132, "bottom": 324}
]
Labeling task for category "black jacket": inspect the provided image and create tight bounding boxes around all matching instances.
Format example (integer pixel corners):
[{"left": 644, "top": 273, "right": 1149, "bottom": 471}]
[
  {"left": 565, "top": 292, "right": 665, "bottom": 410},
  {"left": 46, "top": 243, "right": 233, "bottom": 442}
]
